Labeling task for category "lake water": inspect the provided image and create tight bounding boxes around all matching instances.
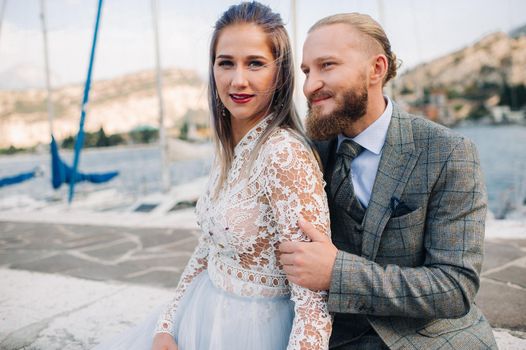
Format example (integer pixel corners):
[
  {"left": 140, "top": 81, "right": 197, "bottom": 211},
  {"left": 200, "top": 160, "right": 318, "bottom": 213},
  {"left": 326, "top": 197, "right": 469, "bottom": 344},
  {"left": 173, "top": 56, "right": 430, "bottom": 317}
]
[
  {"left": 1, "top": 125, "right": 525, "bottom": 215},
  {"left": 0, "top": 145, "right": 212, "bottom": 205},
  {"left": 454, "top": 125, "right": 526, "bottom": 216}
]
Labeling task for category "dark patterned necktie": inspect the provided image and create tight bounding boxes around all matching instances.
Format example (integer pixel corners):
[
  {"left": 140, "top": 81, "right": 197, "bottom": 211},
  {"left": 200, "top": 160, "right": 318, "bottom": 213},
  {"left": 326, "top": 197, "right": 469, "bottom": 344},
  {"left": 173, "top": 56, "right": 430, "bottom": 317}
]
[{"left": 331, "top": 139, "right": 365, "bottom": 214}]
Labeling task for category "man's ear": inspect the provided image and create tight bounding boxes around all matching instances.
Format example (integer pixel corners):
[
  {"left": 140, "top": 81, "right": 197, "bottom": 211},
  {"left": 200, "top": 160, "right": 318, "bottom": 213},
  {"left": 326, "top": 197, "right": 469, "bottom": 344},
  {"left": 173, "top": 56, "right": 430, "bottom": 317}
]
[{"left": 369, "top": 54, "right": 388, "bottom": 86}]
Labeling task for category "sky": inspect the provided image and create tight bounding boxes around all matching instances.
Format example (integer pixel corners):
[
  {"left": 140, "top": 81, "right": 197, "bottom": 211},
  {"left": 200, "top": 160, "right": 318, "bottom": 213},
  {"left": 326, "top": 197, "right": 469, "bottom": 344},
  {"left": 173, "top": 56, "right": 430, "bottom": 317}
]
[{"left": 0, "top": 0, "right": 525, "bottom": 90}]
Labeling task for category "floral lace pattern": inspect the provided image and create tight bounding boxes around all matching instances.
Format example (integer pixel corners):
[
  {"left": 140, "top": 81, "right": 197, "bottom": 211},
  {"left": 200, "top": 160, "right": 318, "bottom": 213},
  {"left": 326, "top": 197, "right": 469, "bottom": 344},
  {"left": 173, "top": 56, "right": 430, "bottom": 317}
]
[{"left": 155, "top": 115, "right": 332, "bottom": 349}]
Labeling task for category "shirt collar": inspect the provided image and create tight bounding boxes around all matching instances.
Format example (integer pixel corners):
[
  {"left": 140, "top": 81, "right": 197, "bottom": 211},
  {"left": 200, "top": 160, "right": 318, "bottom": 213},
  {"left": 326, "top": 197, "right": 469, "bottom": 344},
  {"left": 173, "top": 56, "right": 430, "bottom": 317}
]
[{"left": 337, "top": 96, "right": 392, "bottom": 155}]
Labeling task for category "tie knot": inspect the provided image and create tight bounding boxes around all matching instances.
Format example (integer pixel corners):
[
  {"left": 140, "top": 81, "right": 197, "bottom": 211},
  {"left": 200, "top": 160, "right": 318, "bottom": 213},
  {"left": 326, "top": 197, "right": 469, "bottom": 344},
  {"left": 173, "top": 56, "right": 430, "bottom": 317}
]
[{"left": 337, "top": 139, "right": 364, "bottom": 160}]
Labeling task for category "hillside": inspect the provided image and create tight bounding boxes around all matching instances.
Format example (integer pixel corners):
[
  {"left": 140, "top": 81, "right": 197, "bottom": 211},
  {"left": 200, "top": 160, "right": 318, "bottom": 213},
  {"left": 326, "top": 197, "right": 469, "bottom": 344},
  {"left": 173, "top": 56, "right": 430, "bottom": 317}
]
[
  {"left": 394, "top": 26, "right": 526, "bottom": 125},
  {"left": 397, "top": 31, "right": 526, "bottom": 93},
  {"left": 0, "top": 68, "right": 209, "bottom": 148}
]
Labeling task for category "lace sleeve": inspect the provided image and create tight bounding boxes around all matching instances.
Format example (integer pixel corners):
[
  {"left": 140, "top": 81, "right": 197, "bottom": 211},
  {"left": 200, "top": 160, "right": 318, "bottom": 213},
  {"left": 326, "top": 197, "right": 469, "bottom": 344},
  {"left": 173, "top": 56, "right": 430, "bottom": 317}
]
[
  {"left": 264, "top": 132, "right": 332, "bottom": 350},
  {"left": 154, "top": 233, "right": 210, "bottom": 336}
]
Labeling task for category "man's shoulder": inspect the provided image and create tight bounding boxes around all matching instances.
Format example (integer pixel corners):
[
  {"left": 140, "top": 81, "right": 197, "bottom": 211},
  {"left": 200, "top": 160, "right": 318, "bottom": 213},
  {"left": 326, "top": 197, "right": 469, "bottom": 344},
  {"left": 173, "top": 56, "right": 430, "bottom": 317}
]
[{"left": 397, "top": 108, "right": 476, "bottom": 157}]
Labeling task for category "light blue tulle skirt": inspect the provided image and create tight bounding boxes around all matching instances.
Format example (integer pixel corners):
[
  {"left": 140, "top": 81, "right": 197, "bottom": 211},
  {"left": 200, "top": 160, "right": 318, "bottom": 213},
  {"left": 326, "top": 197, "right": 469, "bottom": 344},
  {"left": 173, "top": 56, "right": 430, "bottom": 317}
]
[{"left": 93, "top": 271, "right": 294, "bottom": 350}]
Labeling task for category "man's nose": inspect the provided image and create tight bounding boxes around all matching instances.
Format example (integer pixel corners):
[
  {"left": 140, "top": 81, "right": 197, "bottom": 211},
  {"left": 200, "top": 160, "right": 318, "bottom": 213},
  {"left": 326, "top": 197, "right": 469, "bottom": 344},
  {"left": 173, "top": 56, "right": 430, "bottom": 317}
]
[{"left": 303, "top": 72, "right": 323, "bottom": 98}]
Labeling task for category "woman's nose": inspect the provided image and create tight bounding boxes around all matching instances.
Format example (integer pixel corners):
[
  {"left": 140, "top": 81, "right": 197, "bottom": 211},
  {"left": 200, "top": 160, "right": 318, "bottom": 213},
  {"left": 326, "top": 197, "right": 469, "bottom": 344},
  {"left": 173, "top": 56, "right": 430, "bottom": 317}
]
[{"left": 231, "top": 67, "right": 248, "bottom": 88}]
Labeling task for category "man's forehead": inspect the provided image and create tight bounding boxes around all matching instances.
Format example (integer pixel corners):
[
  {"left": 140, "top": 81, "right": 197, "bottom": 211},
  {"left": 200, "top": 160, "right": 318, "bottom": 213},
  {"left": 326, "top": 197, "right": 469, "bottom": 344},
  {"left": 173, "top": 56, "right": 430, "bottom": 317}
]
[
  {"left": 304, "top": 25, "right": 359, "bottom": 56},
  {"left": 304, "top": 23, "right": 378, "bottom": 59},
  {"left": 306, "top": 24, "right": 366, "bottom": 49}
]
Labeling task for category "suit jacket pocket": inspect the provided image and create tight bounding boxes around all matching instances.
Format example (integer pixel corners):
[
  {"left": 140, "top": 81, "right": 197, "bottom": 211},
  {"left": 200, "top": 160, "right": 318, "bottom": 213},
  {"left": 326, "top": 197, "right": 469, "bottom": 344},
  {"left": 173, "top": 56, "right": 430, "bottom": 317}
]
[
  {"left": 416, "top": 306, "right": 479, "bottom": 337},
  {"left": 385, "top": 206, "right": 425, "bottom": 230}
]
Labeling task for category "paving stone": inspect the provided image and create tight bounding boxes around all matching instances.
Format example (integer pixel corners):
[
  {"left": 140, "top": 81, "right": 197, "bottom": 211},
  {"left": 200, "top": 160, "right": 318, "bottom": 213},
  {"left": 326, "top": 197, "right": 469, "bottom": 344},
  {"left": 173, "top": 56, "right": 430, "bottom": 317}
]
[
  {"left": 11, "top": 254, "right": 103, "bottom": 274},
  {"left": 0, "top": 221, "right": 39, "bottom": 235},
  {"left": 0, "top": 250, "right": 50, "bottom": 267},
  {"left": 61, "top": 233, "right": 122, "bottom": 249},
  {"left": 504, "top": 239, "right": 526, "bottom": 249},
  {"left": 124, "top": 270, "right": 182, "bottom": 288},
  {"left": 485, "top": 266, "right": 526, "bottom": 288},
  {"left": 0, "top": 237, "right": 28, "bottom": 250},
  {"left": 3, "top": 220, "right": 526, "bottom": 348},
  {"left": 11, "top": 231, "right": 87, "bottom": 250},
  {"left": 55, "top": 224, "right": 117, "bottom": 237},
  {"left": 82, "top": 240, "right": 138, "bottom": 260},
  {"left": 482, "top": 241, "right": 526, "bottom": 272},
  {"left": 132, "top": 229, "right": 192, "bottom": 249},
  {"left": 154, "top": 237, "right": 199, "bottom": 253},
  {"left": 477, "top": 279, "right": 526, "bottom": 332},
  {"left": 0, "top": 221, "right": 18, "bottom": 234},
  {"left": 118, "top": 256, "right": 191, "bottom": 271},
  {"left": 63, "top": 264, "right": 138, "bottom": 282}
]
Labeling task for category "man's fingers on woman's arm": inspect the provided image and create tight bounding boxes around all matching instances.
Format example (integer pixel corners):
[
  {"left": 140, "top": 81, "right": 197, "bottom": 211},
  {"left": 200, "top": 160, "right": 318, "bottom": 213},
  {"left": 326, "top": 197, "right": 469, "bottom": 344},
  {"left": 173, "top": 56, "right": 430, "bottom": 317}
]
[{"left": 298, "top": 218, "right": 328, "bottom": 242}]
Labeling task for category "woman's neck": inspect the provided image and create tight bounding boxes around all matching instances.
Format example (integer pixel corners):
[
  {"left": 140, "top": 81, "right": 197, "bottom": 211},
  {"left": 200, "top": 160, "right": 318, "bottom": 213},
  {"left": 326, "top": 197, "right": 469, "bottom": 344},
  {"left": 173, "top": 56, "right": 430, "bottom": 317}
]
[{"left": 230, "top": 113, "right": 270, "bottom": 146}]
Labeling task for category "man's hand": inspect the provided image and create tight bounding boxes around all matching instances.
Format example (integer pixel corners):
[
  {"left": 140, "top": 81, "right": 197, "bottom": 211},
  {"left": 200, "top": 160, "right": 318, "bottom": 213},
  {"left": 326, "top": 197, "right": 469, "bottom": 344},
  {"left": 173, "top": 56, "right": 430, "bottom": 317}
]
[
  {"left": 152, "top": 333, "right": 178, "bottom": 350},
  {"left": 279, "top": 219, "right": 338, "bottom": 290}
]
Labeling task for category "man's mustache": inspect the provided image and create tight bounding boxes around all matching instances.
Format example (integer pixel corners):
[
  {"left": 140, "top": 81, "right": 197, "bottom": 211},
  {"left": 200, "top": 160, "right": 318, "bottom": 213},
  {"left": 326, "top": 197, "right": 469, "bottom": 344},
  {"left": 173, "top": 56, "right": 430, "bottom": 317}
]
[{"left": 307, "top": 90, "right": 334, "bottom": 106}]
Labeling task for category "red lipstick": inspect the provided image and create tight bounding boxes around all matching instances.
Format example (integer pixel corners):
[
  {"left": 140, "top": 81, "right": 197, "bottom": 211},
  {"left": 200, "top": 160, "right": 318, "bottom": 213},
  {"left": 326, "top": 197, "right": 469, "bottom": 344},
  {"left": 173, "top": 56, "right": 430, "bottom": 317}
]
[{"left": 230, "top": 93, "right": 254, "bottom": 104}]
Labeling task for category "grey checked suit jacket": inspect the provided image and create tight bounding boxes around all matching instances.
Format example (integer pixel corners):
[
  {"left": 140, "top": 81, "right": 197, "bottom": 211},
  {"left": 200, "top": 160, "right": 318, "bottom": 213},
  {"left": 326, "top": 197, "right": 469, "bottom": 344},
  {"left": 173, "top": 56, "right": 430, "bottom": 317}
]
[{"left": 315, "top": 104, "right": 497, "bottom": 349}]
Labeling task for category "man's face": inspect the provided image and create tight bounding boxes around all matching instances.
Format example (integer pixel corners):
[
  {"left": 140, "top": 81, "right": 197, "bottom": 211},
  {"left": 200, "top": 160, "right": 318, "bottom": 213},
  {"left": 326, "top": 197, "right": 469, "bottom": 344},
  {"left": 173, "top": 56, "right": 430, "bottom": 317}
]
[{"left": 301, "top": 23, "right": 371, "bottom": 140}]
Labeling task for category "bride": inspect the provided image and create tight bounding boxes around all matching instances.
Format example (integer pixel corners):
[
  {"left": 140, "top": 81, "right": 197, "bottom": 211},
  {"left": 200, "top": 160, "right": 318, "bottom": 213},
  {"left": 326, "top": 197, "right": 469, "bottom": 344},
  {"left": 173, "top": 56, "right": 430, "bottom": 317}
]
[{"left": 94, "top": 2, "right": 332, "bottom": 349}]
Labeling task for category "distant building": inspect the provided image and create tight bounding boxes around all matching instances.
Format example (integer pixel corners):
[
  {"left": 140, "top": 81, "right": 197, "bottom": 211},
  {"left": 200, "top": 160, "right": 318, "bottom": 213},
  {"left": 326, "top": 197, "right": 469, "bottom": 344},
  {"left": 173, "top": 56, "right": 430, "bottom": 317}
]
[{"left": 490, "top": 105, "right": 525, "bottom": 123}]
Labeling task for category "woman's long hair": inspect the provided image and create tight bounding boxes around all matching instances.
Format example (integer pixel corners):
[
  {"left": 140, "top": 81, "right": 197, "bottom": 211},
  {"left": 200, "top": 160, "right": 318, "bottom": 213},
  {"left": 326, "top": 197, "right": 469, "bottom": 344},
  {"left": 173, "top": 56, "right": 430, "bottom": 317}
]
[{"left": 209, "top": 1, "right": 310, "bottom": 197}]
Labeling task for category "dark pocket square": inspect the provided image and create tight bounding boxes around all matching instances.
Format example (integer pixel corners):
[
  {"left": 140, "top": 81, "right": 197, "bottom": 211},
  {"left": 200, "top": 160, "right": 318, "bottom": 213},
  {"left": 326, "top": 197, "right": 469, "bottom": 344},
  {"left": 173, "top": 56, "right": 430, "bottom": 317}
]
[{"left": 390, "top": 197, "right": 414, "bottom": 217}]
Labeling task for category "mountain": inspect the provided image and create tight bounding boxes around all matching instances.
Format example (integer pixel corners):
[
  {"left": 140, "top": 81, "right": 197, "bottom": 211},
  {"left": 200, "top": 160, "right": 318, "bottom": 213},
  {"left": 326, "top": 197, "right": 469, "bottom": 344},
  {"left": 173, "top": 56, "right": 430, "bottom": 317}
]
[
  {"left": 510, "top": 23, "right": 526, "bottom": 39},
  {"left": 0, "top": 68, "right": 209, "bottom": 148},
  {"left": 396, "top": 30, "right": 526, "bottom": 93},
  {"left": 394, "top": 25, "right": 526, "bottom": 125}
]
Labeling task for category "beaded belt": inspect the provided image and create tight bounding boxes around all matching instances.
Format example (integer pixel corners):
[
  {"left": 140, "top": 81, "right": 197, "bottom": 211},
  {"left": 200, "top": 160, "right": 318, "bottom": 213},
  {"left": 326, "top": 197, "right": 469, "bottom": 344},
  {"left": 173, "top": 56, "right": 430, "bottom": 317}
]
[{"left": 208, "top": 253, "right": 290, "bottom": 298}]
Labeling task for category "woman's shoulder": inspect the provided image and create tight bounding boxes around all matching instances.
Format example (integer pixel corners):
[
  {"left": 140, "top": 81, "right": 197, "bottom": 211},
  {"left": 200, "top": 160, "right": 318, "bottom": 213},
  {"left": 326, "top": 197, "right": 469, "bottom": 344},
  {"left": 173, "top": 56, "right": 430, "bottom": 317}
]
[
  {"left": 259, "top": 127, "right": 319, "bottom": 167},
  {"left": 263, "top": 127, "right": 310, "bottom": 153}
]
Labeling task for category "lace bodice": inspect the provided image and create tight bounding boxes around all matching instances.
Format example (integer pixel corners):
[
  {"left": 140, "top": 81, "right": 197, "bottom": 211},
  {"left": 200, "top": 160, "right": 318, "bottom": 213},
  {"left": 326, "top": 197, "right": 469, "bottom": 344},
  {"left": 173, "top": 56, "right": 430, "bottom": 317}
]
[{"left": 155, "top": 115, "right": 332, "bottom": 349}]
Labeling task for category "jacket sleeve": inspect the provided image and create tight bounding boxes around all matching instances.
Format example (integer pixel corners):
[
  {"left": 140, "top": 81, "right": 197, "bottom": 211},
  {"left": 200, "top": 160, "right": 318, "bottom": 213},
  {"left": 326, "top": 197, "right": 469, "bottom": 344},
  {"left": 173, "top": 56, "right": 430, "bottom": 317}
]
[{"left": 328, "top": 137, "right": 486, "bottom": 319}]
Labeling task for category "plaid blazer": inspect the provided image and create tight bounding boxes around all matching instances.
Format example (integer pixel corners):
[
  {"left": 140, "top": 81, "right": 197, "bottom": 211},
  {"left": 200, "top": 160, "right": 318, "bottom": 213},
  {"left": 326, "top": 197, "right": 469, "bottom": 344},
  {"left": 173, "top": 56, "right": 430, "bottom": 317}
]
[{"left": 315, "top": 103, "right": 497, "bottom": 349}]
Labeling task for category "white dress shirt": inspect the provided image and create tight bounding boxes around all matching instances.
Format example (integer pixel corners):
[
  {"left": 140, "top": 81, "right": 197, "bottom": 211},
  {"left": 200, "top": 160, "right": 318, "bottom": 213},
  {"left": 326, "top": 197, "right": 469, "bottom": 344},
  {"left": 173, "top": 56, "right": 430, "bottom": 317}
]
[{"left": 336, "top": 96, "right": 393, "bottom": 208}]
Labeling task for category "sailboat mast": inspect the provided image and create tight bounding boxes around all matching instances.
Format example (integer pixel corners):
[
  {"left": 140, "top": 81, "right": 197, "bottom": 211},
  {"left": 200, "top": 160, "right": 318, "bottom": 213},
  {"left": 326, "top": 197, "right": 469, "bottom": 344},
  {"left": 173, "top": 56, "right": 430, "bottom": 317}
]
[
  {"left": 290, "top": 0, "right": 305, "bottom": 119},
  {"left": 151, "top": 0, "right": 170, "bottom": 192},
  {"left": 377, "top": 0, "right": 393, "bottom": 98},
  {"left": 0, "top": 0, "right": 7, "bottom": 50},
  {"left": 0, "top": 0, "right": 7, "bottom": 52},
  {"left": 39, "top": 0, "right": 54, "bottom": 134}
]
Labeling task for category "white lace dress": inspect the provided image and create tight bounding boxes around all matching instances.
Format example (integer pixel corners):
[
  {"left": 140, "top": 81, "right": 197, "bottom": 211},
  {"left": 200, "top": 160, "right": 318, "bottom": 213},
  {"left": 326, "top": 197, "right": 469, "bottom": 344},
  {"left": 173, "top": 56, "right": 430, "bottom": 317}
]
[{"left": 93, "top": 115, "right": 332, "bottom": 350}]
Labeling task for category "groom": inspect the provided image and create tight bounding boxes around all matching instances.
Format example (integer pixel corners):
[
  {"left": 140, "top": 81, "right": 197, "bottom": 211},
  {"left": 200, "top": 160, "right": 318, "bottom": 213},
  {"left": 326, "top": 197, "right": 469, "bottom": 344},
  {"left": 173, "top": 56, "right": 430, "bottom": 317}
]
[{"left": 280, "top": 13, "right": 497, "bottom": 349}]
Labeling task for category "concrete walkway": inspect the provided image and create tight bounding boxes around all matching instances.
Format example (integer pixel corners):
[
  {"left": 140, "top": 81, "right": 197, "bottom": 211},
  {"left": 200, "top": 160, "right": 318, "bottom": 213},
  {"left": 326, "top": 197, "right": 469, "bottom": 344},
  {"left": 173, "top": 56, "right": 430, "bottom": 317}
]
[{"left": 0, "top": 220, "right": 525, "bottom": 349}]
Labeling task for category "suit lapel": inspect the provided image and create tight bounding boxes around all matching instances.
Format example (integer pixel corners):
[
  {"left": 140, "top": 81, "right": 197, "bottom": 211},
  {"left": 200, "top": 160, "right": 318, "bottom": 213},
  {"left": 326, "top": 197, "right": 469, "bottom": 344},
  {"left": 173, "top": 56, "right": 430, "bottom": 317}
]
[{"left": 360, "top": 104, "right": 422, "bottom": 261}]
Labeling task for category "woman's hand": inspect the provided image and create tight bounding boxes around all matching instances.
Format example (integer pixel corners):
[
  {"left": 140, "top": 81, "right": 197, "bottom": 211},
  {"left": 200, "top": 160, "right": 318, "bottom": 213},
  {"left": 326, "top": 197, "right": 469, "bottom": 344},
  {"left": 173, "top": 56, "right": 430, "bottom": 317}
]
[{"left": 151, "top": 333, "right": 178, "bottom": 350}]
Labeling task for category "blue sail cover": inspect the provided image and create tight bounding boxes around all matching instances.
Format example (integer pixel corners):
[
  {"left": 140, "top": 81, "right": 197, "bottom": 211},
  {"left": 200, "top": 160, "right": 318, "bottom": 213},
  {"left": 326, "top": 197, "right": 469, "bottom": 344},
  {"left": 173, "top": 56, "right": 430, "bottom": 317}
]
[
  {"left": 68, "top": 0, "right": 105, "bottom": 203},
  {"left": 51, "top": 135, "right": 118, "bottom": 189},
  {"left": 0, "top": 170, "right": 37, "bottom": 188}
]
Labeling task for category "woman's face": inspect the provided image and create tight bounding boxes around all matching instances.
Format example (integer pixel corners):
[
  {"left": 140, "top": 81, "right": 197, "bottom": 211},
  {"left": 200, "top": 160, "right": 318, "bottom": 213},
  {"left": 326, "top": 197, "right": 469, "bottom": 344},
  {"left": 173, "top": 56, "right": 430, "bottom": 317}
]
[{"left": 213, "top": 23, "right": 277, "bottom": 130}]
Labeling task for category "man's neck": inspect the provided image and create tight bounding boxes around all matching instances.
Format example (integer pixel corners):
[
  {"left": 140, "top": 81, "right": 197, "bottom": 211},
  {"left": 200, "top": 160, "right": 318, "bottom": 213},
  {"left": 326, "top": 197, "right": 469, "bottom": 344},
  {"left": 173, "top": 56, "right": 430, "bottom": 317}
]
[{"left": 343, "top": 92, "right": 387, "bottom": 138}]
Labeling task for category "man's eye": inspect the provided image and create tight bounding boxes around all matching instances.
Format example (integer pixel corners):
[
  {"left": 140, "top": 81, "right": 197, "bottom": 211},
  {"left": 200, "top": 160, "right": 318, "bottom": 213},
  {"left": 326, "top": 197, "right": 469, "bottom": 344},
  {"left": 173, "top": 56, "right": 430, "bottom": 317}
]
[{"left": 322, "top": 62, "right": 334, "bottom": 69}]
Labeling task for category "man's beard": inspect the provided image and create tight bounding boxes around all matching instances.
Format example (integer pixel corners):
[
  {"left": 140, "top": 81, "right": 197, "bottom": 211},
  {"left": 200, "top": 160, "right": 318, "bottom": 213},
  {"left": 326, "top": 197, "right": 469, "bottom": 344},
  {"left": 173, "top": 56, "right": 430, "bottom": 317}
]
[{"left": 305, "top": 84, "right": 368, "bottom": 141}]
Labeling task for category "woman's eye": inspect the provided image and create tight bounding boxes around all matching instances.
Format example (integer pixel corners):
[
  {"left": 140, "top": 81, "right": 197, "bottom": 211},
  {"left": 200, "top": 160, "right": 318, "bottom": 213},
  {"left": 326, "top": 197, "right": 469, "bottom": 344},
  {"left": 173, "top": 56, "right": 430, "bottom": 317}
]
[
  {"left": 217, "top": 60, "right": 233, "bottom": 68},
  {"left": 248, "top": 60, "right": 264, "bottom": 69}
]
